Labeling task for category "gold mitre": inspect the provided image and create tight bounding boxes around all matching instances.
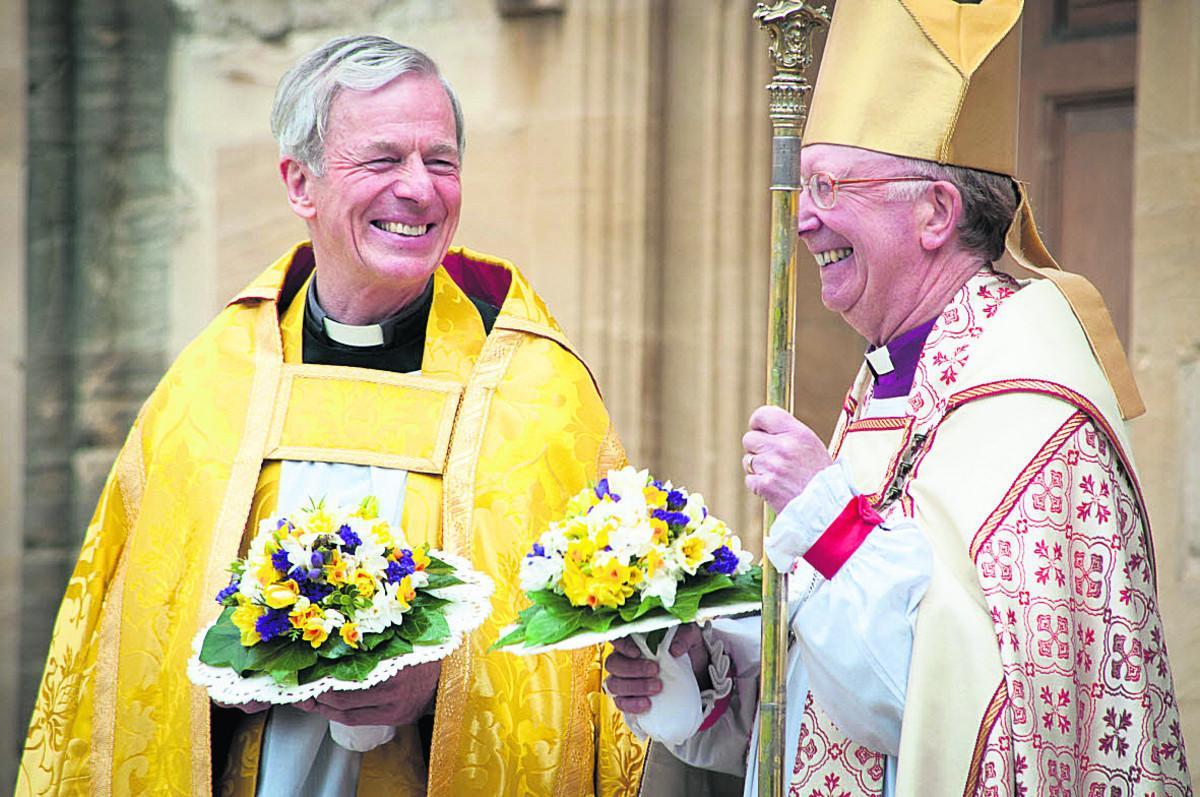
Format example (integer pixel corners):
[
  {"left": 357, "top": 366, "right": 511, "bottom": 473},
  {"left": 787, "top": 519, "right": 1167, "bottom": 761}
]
[{"left": 803, "top": 0, "right": 1144, "bottom": 419}]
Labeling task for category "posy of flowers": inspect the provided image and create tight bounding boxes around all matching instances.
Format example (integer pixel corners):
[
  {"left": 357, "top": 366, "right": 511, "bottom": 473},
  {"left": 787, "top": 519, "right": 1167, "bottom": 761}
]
[
  {"left": 198, "top": 497, "right": 467, "bottom": 687},
  {"left": 494, "top": 466, "right": 761, "bottom": 652}
]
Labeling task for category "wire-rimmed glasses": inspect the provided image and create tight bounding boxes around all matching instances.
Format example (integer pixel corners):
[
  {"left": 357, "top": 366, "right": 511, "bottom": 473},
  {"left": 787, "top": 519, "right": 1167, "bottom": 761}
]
[{"left": 802, "top": 171, "right": 934, "bottom": 210}]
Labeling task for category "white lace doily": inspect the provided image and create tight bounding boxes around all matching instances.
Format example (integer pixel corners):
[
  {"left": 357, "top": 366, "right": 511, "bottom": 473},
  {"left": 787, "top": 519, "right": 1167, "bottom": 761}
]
[
  {"left": 494, "top": 600, "right": 760, "bottom": 656},
  {"left": 187, "top": 551, "right": 493, "bottom": 704}
]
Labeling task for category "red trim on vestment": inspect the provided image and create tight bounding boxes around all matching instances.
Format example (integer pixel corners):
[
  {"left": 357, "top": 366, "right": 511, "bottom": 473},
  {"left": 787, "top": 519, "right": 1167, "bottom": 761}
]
[
  {"left": 803, "top": 495, "right": 883, "bottom": 579},
  {"left": 698, "top": 693, "right": 732, "bottom": 732}
]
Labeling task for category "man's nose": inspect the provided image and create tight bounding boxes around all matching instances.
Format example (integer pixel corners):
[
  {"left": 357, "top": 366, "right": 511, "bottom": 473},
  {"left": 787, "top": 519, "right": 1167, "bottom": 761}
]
[
  {"left": 796, "top": 194, "right": 821, "bottom": 236},
  {"left": 392, "top": 158, "right": 436, "bottom": 204}
]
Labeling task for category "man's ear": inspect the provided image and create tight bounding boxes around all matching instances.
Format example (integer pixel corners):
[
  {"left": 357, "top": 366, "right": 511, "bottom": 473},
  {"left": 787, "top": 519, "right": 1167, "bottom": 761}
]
[
  {"left": 919, "top": 180, "right": 962, "bottom": 251},
  {"left": 281, "top": 157, "right": 317, "bottom": 220}
]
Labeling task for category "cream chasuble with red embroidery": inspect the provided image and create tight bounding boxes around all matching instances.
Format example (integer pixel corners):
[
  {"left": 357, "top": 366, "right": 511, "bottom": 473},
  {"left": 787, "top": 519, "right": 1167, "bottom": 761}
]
[{"left": 788, "top": 270, "right": 1190, "bottom": 797}]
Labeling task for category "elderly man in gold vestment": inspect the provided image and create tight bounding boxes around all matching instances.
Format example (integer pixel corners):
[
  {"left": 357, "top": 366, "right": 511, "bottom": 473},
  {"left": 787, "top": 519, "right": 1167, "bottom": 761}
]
[{"left": 17, "top": 35, "right": 645, "bottom": 796}]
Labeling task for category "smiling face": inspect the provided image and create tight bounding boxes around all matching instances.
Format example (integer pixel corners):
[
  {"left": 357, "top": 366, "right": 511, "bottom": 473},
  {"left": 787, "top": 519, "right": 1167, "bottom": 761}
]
[
  {"left": 282, "top": 72, "right": 462, "bottom": 324},
  {"left": 797, "top": 144, "right": 936, "bottom": 344}
]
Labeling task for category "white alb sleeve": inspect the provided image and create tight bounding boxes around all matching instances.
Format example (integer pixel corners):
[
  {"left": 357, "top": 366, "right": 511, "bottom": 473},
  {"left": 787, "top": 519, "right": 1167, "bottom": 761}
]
[{"left": 767, "top": 460, "right": 932, "bottom": 757}]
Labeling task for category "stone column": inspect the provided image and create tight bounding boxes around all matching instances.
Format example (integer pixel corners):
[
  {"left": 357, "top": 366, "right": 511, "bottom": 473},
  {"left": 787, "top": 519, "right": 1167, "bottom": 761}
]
[
  {"left": 1, "top": 0, "right": 27, "bottom": 786},
  {"left": 1131, "top": 0, "right": 1200, "bottom": 774},
  {"left": 20, "top": 0, "right": 176, "bottom": 756}
]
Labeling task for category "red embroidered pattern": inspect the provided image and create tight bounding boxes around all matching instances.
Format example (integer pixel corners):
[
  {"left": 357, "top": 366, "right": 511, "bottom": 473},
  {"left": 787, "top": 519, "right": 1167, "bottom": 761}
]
[
  {"left": 789, "top": 694, "right": 885, "bottom": 797},
  {"left": 970, "top": 418, "right": 1191, "bottom": 796}
]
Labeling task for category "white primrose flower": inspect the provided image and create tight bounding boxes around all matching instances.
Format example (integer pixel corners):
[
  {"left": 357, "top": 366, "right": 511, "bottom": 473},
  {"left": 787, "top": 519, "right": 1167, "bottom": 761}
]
[
  {"left": 354, "top": 602, "right": 387, "bottom": 635},
  {"left": 606, "top": 519, "right": 655, "bottom": 563},
  {"left": 640, "top": 569, "right": 679, "bottom": 609},
  {"left": 541, "top": 526, "right": 570, "bottom": 557},
  {"left": 604, "top": 466, "right": 651, "bottom": 509},
  {"left": 682, "top": 492, "right": 708, "bottom": 528},
  {"left": 321, "top": 608, "right": 346, "bottom": 630},
  {"left": 671, "top": 525, "right": 724, "bottom": 575},
  {"left": 520, "top": 552, "right": 564, "bottom": 593},
  {"left": 409, "top": 569, "right": 430, "bottom": 589},
  {"left": 375, "top": 582, "right": 412, "bottom": 628}
]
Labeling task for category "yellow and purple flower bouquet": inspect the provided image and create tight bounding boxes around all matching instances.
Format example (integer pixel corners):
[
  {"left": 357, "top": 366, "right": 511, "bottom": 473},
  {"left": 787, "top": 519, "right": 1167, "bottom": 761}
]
[
  {"left": 188, "top": 497, "right": 492, "bottom": 706},
  {"left": 492, "top": 466, "right": 761, "bottom": 655}
]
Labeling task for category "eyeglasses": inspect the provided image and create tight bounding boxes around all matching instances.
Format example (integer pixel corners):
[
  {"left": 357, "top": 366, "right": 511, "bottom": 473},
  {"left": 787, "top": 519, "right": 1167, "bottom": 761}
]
[{"left": 802, "top": 171, "right": 933, "bottom": 210}]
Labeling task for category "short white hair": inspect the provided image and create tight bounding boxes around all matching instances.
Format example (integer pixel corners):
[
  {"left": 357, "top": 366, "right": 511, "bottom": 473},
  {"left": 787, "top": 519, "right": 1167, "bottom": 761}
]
[{"left": 271, "top": 34, "right": 465, "bottom": 175}]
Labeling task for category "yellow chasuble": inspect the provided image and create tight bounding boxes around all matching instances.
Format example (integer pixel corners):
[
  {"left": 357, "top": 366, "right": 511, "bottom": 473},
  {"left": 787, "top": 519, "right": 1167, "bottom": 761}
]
[{"left": 17, "top": 243, "right": 646, "bottom": 796}]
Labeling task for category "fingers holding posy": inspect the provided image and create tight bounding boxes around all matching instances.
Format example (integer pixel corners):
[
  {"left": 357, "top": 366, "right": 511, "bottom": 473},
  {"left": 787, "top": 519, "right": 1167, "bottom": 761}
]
[{"left": 605, "top": 636, "right": 662, "bottom": 715}]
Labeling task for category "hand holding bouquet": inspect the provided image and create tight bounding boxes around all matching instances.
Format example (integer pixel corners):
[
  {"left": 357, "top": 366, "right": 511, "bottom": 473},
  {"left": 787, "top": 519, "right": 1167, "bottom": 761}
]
[{"left": 493, "top": 466, "right": 761, "bottom": 654}]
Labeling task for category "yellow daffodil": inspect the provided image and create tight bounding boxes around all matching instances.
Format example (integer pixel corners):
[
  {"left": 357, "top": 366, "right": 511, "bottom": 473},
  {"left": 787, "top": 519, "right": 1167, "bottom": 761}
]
[
  {"left": 325, "top": 551, "right": 351, "bottom": 586},
  {"left": 339, "top": 622, "right": 362, "bottom": 649},
  {"left": 231, "top": 602, "right": 266, "bottom": 647},
  {"left": 289, "top": 597, "right": 320, "bottom": 630},
  {"left": 412, "top": 546, "right": 431, "bottom": 572},
  {"left": 353, "top": 569, "right": 376, "bottom": 598},
  {"left": 263, "top": 579, "right": 300, "bottom": 609},
  {"left": 301, "top": 615, "right": 330, "bottom": 648},
  {"left": 643, "top": 485, "right": 668, "bottom": 507}
]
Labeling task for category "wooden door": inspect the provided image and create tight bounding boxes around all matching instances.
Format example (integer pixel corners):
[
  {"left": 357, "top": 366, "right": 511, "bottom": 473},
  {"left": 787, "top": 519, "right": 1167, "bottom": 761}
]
[{"left": 1014, "top": 0, "right": 1138, "bottom": 345}]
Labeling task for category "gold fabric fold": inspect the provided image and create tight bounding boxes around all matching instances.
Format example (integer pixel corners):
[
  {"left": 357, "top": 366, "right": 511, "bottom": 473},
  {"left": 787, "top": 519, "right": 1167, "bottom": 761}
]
[{"left": 18, "top": 243, "right": 646, "bottom": 796}]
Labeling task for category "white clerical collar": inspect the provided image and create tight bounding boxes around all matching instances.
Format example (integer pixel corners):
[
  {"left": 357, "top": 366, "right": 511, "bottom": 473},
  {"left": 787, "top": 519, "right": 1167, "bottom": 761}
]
[
  {"left": 306, "top": 276, "right": 433, "bottom": 349},
  {"left": 864, "top": 345, "right": 895, "bottom": 376},
  {"left": 322, "top": 316, "right": 385, "bottom": 347}
]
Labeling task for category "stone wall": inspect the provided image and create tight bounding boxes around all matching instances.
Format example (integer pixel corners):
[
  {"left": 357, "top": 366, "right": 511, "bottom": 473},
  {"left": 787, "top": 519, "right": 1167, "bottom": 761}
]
[
  {"left": 1132, "top": 0, "right": 1200, "bottom": 771},
  {"left": 17, "top": 0, "right": 175, "bottom": 780},
  {"left": 2, "top": 0, "right": 26, "bottom": 787}
]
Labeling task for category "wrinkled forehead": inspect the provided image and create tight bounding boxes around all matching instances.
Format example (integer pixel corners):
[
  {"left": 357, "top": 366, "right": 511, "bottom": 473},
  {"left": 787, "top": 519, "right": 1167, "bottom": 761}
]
[{"left": 800, "top": 143, "right": 906, "bottom": 177}]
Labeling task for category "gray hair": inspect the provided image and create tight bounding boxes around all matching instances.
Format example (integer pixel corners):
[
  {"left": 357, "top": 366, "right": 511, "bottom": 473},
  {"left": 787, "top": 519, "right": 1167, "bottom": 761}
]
[
  {"left": 271, "top": 34, "right": 465, "bottom": 175},
  {"left": 888, "top": 156, "right": 1018, "bottom": 263}
]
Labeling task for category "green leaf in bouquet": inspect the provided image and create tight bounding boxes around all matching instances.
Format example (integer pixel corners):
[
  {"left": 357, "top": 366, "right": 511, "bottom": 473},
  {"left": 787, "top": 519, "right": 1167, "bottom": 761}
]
[
  {"left": 423, "top": 572, "right": 464, "bottom": 590},
  {"left": 524, "top": 605, "right": 582, "bottom": 647},
  {"left": 360, "top": 629, "right": 395, "bottom": 652},
  {"left": 304, "top": 648, "right": 384, "bottom": 686},
  {"left": 199, "top": 607, "right": 254, "bottom": 673},
  {"left": 373, "top": 634, "right": 414, "bottom": 660},
  {"left": 578, "top": 609, "right": 618, "bottom": 634},
  {"left": 268, "top": 669, "right": 300, "bottom": 687},
  {"left": 412, "top": 592, "right": 450, "bottom": 611},
  {"left": 243, "top": 638, "right": 319, "bottom": 674},
  {"left": 667, "top": 573, "right": 734, "bottom": 621},
  {"left": 423, "top": 555, "right": 455, "bottom": 575},
  {"left": 617, "top": 594, "right": 664, "bottom": 623},
  {"left": 490, "top": 624, "right": 526, "bottom": 651},
  {"left": 709, "top": 567, "right": 763, "bottom": 605},
  {"left": 401, "top": 611, "right": 451, "bottom": 645},
  {"left": 316, "top": 635, "right": 357, "bottom": 660},
  {"left": 394, "top": 611, "right": 430, "bottom": 643}
]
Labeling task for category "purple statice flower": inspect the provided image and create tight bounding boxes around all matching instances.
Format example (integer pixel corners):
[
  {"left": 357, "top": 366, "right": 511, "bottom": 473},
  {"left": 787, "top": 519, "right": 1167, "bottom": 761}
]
[
  {"left": 338, "top": 524, "right": 361, "bottom": 552},
  {"left": 215, "top": 580, "right": 239, "bottom": 604},
  {"left": 706, "top": 545, "right": 739, "bottom": 576},
  {"left": 594, "top": 478, "right": 610, "bottom": 499},
  {"left": 275, "top": 517, "right": 290, "bottom": 530},
  {"left": 386, "top": 551, "right": 416, "bottom": 583},
  {"left": 527, "top": 542, "right": 546, "bottom": 559},
  {"left": 652, "top": 479, "right": 666, "bottom": 490},
  {"left": 310, "top": 551, "right": 325, "bottom": 569},
  {"left": 300, "top": 579, "right": 333, "bottom": 602},
  {"left": 255, "top": 608, "right": 292, "bottom": 642},
  {"left": 652, "top": 508, "right": 691, "bottom": 528},
  {"left": 271, "top": 548, "right": 291, "bottom": 575},
  {"left": 666, "top": 490, "right": 686, "bottom": 511}
]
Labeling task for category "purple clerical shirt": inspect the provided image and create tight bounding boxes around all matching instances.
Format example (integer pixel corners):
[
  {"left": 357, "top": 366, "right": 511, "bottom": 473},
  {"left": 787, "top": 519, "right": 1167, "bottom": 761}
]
[{"left": 867, "top": 316, "right": 938, "bottom": 400}]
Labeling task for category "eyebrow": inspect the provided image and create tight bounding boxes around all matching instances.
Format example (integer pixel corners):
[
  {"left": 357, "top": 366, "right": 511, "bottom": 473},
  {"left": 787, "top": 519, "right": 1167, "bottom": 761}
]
[{"left": 358, "top": 140, "right": 460, "bottom": 159}]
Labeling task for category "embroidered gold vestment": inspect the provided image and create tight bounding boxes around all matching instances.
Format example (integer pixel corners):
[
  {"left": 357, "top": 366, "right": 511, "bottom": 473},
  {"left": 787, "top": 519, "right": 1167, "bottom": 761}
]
[{"left": 17, "top": 243, "right": 647, "bottom": 796}]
